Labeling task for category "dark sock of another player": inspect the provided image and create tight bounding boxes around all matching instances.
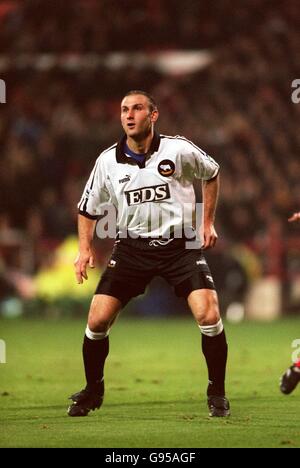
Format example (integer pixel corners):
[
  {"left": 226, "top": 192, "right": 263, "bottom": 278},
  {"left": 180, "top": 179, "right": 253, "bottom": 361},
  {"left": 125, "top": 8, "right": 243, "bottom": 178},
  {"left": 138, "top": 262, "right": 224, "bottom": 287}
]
[
  {"left": 82, "top": 328, "right": 109, "bottom": 392},
  {"left": 200, "top": 321, "right": 228, "bottom": 397}
]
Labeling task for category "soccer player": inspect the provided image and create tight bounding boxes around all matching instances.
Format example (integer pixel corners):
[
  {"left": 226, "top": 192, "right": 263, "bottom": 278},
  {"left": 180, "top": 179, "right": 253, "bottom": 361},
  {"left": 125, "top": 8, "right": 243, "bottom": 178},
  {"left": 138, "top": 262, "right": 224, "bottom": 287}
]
[
  {"left": 68, "top": 90, "right": 230, "bottom": 417},
  {"left": 280, "top": 211, "right": 300, "bottom": 394}
]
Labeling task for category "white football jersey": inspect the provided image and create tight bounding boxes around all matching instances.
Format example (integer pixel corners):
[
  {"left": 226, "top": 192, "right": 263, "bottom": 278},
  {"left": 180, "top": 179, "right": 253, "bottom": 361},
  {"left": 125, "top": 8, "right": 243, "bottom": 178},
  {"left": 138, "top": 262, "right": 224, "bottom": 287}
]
[{"left": 78, "top": 133, "right": 219, "bottom": 238}]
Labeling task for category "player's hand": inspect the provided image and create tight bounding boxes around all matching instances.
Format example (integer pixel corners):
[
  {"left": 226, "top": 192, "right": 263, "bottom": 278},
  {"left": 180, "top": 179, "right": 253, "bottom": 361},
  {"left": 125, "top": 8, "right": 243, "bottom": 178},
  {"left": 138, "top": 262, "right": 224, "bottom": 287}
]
[
  {"left": 74, "top": 249, "right": 95, "bottom": 284},
  {"left": 288, "top": 212, "right": 300, "bottom": 223},
  {"left": 202, "top": 223, "right": 218, "bottom": 249}
]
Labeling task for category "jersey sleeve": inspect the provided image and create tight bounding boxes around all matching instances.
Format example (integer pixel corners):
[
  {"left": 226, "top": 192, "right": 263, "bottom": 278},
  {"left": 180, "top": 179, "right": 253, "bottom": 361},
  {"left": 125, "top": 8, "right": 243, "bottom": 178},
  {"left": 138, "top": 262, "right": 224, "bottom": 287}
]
[
  {"left": 77, "top": 156, "right": 110, "bottom": 219},
  {"left": 180, "top": 139, "right": 220, "bottom": 181}
]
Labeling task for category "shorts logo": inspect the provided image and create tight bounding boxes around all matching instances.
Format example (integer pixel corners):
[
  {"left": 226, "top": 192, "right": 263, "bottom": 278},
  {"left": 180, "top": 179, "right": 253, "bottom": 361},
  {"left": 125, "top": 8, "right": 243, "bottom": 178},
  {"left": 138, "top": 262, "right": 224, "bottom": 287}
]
[
  {"left": 206, "top": 275, "right": 214, "bottom": 283},
  {"left": 125, "top": 183, "right": 170, "bottom": 206},
  {"left": 196, "top": 259, "right": 207, "bottom": 266},
  {"left": 158, "top": 160, "right": 175, "bottom": 177}
]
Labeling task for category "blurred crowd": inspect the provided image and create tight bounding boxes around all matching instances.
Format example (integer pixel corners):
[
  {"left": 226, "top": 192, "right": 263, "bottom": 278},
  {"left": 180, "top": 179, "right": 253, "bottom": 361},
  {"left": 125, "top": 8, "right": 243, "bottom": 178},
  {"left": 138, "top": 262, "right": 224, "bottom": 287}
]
[
  {"left": 0, "top": 0, "right": 300, "bottom": 305},
  {"left": 0, "top": 0, "right": 299, "bottom": 52}
]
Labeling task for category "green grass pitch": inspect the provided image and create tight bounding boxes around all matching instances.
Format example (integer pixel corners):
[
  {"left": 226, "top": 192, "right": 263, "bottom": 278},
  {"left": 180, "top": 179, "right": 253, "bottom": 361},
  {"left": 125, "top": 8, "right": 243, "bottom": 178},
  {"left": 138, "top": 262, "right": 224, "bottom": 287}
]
[{"left": 0, "top": 316, "right": 299, "bottom": 448}]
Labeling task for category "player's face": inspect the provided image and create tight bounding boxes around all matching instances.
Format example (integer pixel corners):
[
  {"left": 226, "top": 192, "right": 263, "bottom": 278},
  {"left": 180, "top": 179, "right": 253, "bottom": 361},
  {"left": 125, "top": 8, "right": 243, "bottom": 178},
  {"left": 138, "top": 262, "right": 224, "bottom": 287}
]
[{"left": 121, "top": 95, "right": 158, "bottom": 140}]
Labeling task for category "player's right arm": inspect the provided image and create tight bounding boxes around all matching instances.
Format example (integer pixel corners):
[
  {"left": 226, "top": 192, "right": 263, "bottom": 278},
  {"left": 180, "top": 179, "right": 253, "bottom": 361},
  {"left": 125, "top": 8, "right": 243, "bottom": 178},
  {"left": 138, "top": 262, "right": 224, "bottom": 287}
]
[
  {"left": 288, "top": 212, "right": 300, "bottom": 222},
  {"left": 74, "top": 215, "right": 97, "bottom": 284},
  {"left": 75, "top": 155, "right": 109, "bottom": 283}
]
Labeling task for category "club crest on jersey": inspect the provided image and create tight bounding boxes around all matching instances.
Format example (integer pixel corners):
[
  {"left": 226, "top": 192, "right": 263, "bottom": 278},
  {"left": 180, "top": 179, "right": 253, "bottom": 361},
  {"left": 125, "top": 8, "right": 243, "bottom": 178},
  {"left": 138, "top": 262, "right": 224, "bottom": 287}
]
[
  {"left": 158, "top": 159, "right": 175, "bottom": 177},
  {"left": 125, "top": 183, "right": 170, "bottom": 206}
]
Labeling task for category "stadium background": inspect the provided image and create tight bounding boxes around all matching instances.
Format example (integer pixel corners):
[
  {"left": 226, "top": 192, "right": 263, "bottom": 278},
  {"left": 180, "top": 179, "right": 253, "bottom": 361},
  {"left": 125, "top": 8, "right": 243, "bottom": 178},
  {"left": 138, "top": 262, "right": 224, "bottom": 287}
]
[
  {"left": 0, "top": 0, "right": 299, "bottom": 320},
  {"left": 0, "top": 0, "right": 300, "bottom": 450}
]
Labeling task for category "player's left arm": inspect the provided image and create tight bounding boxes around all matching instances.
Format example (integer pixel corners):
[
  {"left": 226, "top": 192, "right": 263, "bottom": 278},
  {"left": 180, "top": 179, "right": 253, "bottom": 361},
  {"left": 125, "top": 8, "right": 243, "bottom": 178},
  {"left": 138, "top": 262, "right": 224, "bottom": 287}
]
[
  {"left": 179, "top": 138, "right": 220, "bottom": 248},
  {"left": 202, "top": 173, "right": 219, "bottom": 249},
  {"left": 183, "top": 141, "right": 219, "bottom": 249}
]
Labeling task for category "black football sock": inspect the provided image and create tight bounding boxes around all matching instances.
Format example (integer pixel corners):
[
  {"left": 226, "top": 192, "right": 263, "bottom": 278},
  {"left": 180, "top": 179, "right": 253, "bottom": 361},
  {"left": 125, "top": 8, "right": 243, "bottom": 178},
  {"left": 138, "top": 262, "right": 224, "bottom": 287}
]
[
  {"left": 201, "top": 330, "right": 228, "bottom": 397},
  {"left": 82, "top": 335, "right": 109, "bottom": 390}
]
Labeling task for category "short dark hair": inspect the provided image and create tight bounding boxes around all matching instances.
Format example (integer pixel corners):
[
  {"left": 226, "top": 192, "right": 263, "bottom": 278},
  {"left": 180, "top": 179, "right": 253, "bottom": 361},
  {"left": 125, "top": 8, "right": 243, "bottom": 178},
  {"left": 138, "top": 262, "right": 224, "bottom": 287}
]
[{"left": 123, "top": 90, "right": 157, "bottom": 112}]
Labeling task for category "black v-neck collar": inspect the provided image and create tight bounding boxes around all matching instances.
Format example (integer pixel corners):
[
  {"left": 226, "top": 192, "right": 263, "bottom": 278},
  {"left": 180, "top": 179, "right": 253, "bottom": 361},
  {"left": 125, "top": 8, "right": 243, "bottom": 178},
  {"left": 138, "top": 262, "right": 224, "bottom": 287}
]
[{"left": 115, "top": 132, "right": 161, "bottom": 168}]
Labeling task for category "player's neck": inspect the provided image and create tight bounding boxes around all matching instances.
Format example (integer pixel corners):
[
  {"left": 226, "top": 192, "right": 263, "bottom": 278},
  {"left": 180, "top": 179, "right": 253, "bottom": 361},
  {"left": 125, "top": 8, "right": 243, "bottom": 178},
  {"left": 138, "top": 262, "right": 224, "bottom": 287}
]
[{"left": 126, "top": 130, "right": 154, "bottom": 154}]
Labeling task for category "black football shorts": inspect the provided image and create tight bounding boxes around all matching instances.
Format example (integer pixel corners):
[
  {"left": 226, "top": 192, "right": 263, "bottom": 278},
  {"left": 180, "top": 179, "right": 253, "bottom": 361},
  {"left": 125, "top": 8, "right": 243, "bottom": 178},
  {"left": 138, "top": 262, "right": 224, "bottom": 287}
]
[{"left": 95, "top": 237, "right": 216, "bottom": 306}]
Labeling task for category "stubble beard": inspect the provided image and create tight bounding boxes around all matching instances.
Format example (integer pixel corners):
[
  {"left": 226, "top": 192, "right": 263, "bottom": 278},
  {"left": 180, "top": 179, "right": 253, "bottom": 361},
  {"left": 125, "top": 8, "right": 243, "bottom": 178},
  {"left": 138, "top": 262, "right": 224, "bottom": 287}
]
[{"left": 127, "top": 122, "right": 152, "bottom": 143}]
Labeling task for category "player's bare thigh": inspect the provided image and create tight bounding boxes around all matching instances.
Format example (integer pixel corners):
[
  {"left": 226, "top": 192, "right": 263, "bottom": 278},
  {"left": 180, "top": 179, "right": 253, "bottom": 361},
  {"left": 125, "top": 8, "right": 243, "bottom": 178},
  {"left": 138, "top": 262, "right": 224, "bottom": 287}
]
[
  {"left": 187, "top": 289, "right": 220, "bottom": 326},
  {"left": 88, "top": 294, "right": 122, "bottom": 333}
]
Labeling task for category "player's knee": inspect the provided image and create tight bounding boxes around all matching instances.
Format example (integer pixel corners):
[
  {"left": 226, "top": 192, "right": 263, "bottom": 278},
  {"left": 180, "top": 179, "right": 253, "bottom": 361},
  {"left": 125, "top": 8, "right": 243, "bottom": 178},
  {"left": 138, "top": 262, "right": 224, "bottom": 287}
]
[
  {"left": 87, "top": 298, "right": 118, "bottom": 333},
  {"left": 88, "top": 307, "right": 112, "bottom": 332},
  {"left": 199, "top": 311, "right": 220, "bottom": 327},
  {"left": 198, "top": 311, "right": 220, "bottom": 326},
  {"left": 88, "top": 316, "right": 111, "bottom": 333},
  {"left": 194, "top": 294, "right": 220, "bottom": 326},
  {"left": 193, "top": 293, "right": 222, "bottom": 333}
]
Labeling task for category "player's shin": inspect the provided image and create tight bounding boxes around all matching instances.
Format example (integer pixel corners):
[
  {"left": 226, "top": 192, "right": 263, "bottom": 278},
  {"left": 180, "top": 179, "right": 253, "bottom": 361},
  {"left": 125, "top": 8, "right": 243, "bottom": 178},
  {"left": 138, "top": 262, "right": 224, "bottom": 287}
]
[
  {"left": 83, "top": 326, "right": 109, "bottom": 390},
  {"left": 199, "top": 319, "right": 228, "bottom": 397}
]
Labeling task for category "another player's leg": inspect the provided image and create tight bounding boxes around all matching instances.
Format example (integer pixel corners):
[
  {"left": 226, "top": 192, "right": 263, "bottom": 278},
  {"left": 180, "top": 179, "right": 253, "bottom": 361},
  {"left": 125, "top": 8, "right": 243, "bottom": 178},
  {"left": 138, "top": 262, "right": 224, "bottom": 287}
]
[
  {"left": 68, "top": 294, "right": 121, "bottom": 417},
  {"left": 187, "top": 289, "right": 230, "bottom": 417},
  {"left": 280, "top": 359, "right": 300, "bottom": 395}
]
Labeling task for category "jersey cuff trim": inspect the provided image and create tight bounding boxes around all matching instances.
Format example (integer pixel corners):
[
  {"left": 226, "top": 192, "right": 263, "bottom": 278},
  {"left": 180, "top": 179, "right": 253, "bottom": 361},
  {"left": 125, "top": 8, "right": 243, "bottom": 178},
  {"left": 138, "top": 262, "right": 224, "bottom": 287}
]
[
  {"left": 78, "top": 210, "right": 100, "bottom": 220},
  {"left": 207, "top": 167, "right": 220, "bottom": 181}
]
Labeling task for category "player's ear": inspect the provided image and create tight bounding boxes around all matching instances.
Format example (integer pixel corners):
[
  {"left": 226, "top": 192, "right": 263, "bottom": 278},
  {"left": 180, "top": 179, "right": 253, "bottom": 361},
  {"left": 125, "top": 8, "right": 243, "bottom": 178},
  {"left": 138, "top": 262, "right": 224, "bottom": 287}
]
[{"left": 151, "top": 109, "right": 159, "bottom": 123}]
